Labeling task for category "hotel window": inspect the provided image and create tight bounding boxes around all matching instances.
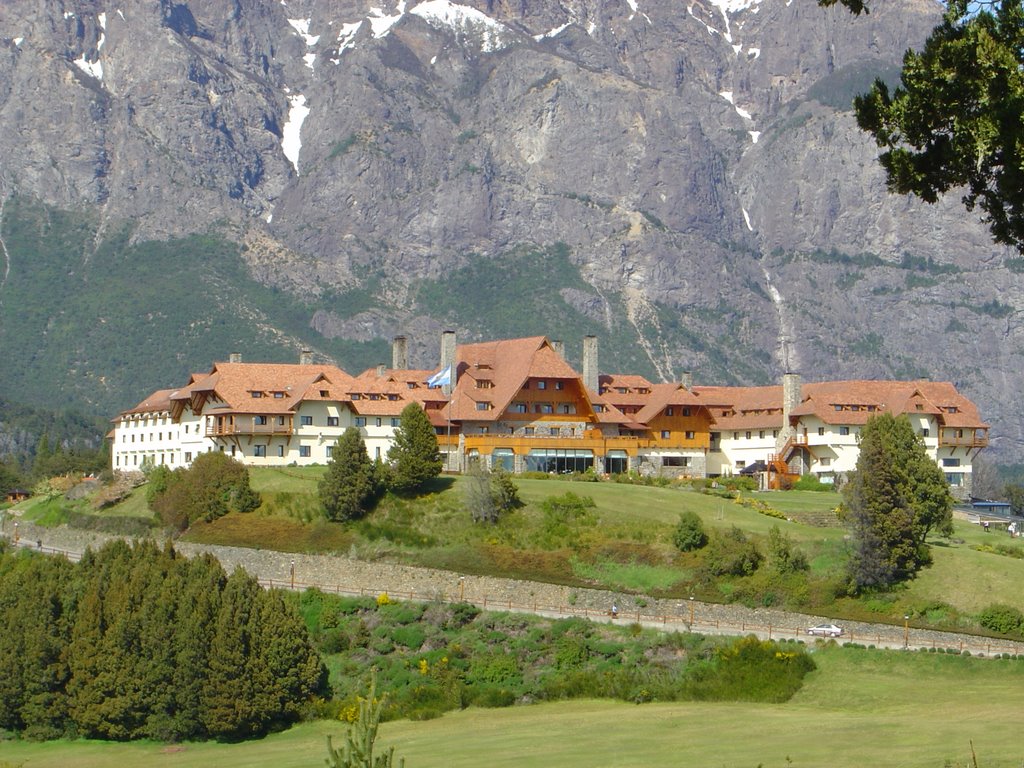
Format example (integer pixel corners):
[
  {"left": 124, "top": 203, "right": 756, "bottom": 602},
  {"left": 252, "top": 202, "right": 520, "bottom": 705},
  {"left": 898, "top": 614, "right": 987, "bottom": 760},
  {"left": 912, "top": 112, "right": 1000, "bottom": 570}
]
[
  {"left": 661, "top": 430, "right": 671, "bottom": 439},
  {"left": 537, "top": 380, "right": 547, "bottom": 390},
  {"left": 549, "top": 427, "right": 559, "bottom": 436},
  {"left": 355, "top": 417, "right": 366, "bottom": 427},
  {"left": 326, "top": 445, "right": 334, "bottom": 458},
  {"left": 327, "top": 416, "right": 339, "bottom": 427},
  {"left": 476, "top": 402, "right": 490, "bottom": 411},
  {"left": 376, "top": 447, "right": 382, "bottom": 459},
  {"left": 300, "top": 446, "right": 311, "bottom": 458},
  {"left": 476, "top": 380, "right": 493, "bottom": 388},
  {"left": 922, "top": 428, "right": 930, "bottom": 437},
  {"left": 352, "top": 394, "right": 361, "bottom": 400},
  {"left": 230, "top": 446, "right": 236, "bottom": 456},
  {"left": 759, "top": 431, "right": 765, "bottom": 439},
  {"left": 278, "top": 445, "right": 285, "bottom": 457},
  {"left": 391, "top": 418, "right": 400, "bottom": 427},
  {"left": 274, "top": 392, "right": 284, "bottom": 399},
  {"left": 733, "top": 432, "right": 739, "bottom": 440},
  {"left": 683, "top": 408, "right": 691, "bottom": 417},
  {"left": 255, "top": 416, "right": 268, "bottom": 425},
  {"left": 540, "top": 403, "right": 553, "bottom": 414},
  {"left": 840, "top": 427, "right": 850, "bottom": 436},
  {"left": 555, "top": 381, "right": 564, "bottom": 390},
  {"left": 513, "top": 402, "right": 527, "bottom": 413},
  {"left": 254, "top": 445, "right": 266, "bottom": 457},
  {"left": 818, "top": 427, "right": 825, "bottom": 436},
  {"left": 376, "top": 418, "right": 382, "bottom": 427},
  {"left": 943, "top": 457, "right": 961, "bottom": 467},
  {"left": 686, "top": 431, "right": 695, "bottom": 439},
  {"left": 667, "top": 407, "right": 674, "bottom": 416},
  {"left": 301, "top": 415, "right": 313, "bottom": 426},
  {"left": 820, "top": 457, "right": 831, "bottom": 466},
  {"left": 185, "top": 452, "right": 192, "bottom": 462},
  {"left": 773, "top": 430, "right": 779, "bottom": 438},
  {"left": 834, "top": 404, "right": 842, "bottom": 411},
  {"left": 524, "top": 427, "right": 535, "bottom": 436},
  {"left": 746, "top": 431, "right": 752, "bottom": 439},
  {"left": 948, "top": 406, "right": 959, "bottom": 413},
  {"left": 252, "top": 391, "right": 263, "bottom": 398},
  {"left": 407, "top": 382, "right": 416, "bottom": 389},
  {"left": 320, "top": 390, "right": 330, "bottom": 397},
  {"left": 159, "top": 432, "right": 163, "bottom": 441},
  {"left": 560, "top": 404, "right": 575, "bottom": 414},
  {"left": 277, "top": 416, "right": 286, "bottom": 426},
  {"left": 370, "top": 394, "right": 380, "bottom": 401},
  {"left": 388, "top": 395, "right": 399, "bottom": 401},
  {"left": 916, "top": 404, "right": 924, "bottom": 411},
  {"left": 480, "top": 426, "right": 490, "bottom": 434}
]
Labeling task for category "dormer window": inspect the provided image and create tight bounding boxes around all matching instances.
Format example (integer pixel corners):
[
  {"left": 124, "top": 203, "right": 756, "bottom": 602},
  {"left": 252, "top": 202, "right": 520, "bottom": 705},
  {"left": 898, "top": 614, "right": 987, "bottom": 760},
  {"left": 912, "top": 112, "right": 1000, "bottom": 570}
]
[
  {"left": 273, "top": 391, "right": 285, "bottom": 399},
  {"left": 407, "top": 382, "right": 416, "bottom": 389},
  {"left": 370, "top": 394, "right": 380, "bottom": 401},
  {"left": 476, "top": 379, "right": 493, "bottom": 389},
  {"left": 476, "top": 401, "right": 491, "bottom": 411},
  {"left": 351, "top": 394, "right": 361, "bottom": 400},
  {"left": 320, "top": 390, "right": 329, "bottom": 397},
  {"left": 947, "top": 406, "right": 959, "bottom": 413},
  {"left": 251, "top": 391, "right": 263, "bottom": 398}
]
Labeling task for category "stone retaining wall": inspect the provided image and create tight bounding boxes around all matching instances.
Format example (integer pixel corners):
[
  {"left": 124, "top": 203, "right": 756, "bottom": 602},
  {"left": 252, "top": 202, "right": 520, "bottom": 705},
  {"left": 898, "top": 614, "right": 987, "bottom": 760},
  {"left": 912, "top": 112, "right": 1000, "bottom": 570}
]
[{"left": 4, "top": 515, "right": 1024, "bottom": 656}]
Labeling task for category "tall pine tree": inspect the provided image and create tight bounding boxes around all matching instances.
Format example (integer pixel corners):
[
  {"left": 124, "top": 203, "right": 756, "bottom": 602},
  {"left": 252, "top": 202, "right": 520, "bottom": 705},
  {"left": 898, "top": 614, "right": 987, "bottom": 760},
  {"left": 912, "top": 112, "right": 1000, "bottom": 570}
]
[
  {"left": 319, "top": 428, "right": 380, "bottom": 522},
  {"left": 387, "top": 403, "right": 442, "bottom": 493},
  {"left": 844, "top": 413, "right": 953, "bottom": 590}
]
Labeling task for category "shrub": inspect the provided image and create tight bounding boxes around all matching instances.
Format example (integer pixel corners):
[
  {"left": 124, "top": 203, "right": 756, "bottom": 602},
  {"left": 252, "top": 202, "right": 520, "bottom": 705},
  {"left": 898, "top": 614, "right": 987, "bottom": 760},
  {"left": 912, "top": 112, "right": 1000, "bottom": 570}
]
[
  {"left": 703, "top": 526, "right": 762, "bottom": 577},
  {"left": 793, "top": 474, "right": 835, "bottom": 492},
  {"left": 149, "top": 452, "right": 260, "bottom": 530},
  {"left": 978, "top": 604, "right": 1024, "bottom": 635},
  {"left": 673, "top": 511, "right": 708, "bottom": 552}
]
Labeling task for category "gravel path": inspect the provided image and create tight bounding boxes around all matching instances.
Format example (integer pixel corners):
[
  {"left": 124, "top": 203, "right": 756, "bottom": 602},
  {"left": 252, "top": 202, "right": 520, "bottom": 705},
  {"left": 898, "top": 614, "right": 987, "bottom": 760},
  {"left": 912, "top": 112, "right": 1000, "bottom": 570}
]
[{"left": 5, "top": 517, "right": 1023, "bottom": 657}]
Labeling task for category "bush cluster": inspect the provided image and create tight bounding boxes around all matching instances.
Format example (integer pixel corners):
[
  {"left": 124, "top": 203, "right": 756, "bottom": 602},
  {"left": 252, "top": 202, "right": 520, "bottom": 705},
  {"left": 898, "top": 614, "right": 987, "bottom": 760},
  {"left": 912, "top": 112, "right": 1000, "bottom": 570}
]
[
  {"left": 148, "top": 452, "right": 260, "bottom": 530},
  {"left": 978, "top": 604, "right": 1024, "bottom": 636},
  {"left": 734, "top": 495, "right": 787, "bottom": 520},
  {"left": 295, "top": 592, "right": 817, "bottom": 722},
  {"left": 0, "top": 542, "right": 324, "bottom": 742}
]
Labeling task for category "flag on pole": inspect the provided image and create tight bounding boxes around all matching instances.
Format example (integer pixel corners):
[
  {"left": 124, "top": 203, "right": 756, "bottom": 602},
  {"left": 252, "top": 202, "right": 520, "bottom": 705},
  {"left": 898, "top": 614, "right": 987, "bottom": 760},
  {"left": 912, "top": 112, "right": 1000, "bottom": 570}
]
[{"left": 426, "top": 364, "right": 453, "bottom": 388}]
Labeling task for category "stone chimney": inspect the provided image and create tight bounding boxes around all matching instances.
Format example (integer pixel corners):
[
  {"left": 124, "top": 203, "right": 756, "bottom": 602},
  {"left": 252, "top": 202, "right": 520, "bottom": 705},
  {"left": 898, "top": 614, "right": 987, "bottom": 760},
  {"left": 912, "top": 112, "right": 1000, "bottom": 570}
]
[
  {"left": 551, "top": 339, "right": 565, "bottom": 359},
  {"left": 440, "top": 330, "right": 457, "bottom": 372},
  {"left": 776, "top": 372, "right": 802, "bottom": 450},
  {"left": 680, "top": 371, "right": 693, "bottom": 390},
  {"left": 229, "top": 352, "right": 242, "bottom": 364},
  {"left": 376, "top": 363, "right": 387, "bottom": 377},
  {"left": 299, "top": 349, "right": 314, "bottom": 366},
  {"left": 392, "top": 335, "right": 408, "bottom": 370},
  {"left": 582, "top": 335, "right": 599, "bottom": 393}
]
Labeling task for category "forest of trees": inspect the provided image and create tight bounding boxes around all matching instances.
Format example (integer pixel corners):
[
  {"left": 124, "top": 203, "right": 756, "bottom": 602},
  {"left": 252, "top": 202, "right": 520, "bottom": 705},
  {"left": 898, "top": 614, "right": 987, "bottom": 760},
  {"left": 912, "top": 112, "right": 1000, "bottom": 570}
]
[{"left": 0, "top": 539, "right": 325, "bottom": 741}]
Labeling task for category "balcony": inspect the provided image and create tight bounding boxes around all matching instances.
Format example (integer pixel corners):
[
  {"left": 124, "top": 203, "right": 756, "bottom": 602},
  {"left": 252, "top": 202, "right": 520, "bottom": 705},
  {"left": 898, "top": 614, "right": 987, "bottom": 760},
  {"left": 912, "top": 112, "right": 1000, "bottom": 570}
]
[
  {"left": 206, "top": 418, "right": 293, "bottom": 437},
  {"left": 938, "top": 430, "right": 989, "bottom": 448}
]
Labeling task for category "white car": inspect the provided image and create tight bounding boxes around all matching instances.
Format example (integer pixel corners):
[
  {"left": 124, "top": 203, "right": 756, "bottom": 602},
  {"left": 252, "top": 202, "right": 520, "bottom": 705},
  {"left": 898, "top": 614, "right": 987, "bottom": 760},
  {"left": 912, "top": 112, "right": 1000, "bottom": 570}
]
[{"left": 807, "top": 623, "right": 843, "bottom": 638}]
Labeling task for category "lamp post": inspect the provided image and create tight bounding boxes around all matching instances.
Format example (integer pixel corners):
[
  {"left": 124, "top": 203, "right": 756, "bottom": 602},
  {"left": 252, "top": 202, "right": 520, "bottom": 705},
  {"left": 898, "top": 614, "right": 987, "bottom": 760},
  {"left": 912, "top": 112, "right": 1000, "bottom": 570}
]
[
  {"left": 290, "top": 559, "right": 296, "bottom": 590},
  {"left": 689, "top": 595, "right": 695, "bottom": 626},
  {"left": 904, "top": 614, "right": 910, "bottom": 649},
  {"left": 458, "top": 576, "right": 465, "bottom": 601},
  {"left": 13, "top": 521, "right": 18, "bottom": 544}
]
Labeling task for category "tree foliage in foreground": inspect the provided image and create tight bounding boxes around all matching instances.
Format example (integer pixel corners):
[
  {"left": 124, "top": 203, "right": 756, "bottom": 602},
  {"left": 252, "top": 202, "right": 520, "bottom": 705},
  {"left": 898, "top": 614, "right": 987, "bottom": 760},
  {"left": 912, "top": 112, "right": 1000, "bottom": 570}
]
[
  {"left": 0, "top": 541, "right": 324, "bottom": 741},
  {"left": 820, "top": 0, "right": 1024, "bottom": 251},
  {"left": 386, "top": 403, "right": 442, "bottom": 493},
  {"left": 464, "top": 466, "right": 521, "bottom": 523},
  {"left": 325, "top": 671, "right": 406, "bottom": 768},
  {"left": 843, "top": 413, "right": 953, "bottom": 590},
  {"left": 319, "top": 428, "right": 382, "bottom": 522}
]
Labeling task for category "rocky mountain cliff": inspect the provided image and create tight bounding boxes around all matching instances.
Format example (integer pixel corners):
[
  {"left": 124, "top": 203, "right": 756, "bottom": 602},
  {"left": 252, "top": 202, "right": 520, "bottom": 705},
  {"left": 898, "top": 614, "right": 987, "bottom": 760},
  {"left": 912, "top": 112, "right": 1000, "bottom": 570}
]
[{"left": 1, "top": 0, "right": 1022, "bottom": 458}]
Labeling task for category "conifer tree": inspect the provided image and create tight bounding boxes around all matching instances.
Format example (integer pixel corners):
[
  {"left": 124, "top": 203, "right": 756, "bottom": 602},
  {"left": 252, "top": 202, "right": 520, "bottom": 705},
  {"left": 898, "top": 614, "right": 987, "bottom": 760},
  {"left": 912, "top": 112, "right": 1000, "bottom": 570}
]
[
  {"left": 326, "top": 671, "right": 406, "bottom": 768},
  {"left": 319, "top": 428, "right": 380, "bottom": 522},
  {"left": 844, "top": 413, "right": 953, "bottom": 590},
  {"left": 386, "top": 403, "right": 442, "bottom": 493}
]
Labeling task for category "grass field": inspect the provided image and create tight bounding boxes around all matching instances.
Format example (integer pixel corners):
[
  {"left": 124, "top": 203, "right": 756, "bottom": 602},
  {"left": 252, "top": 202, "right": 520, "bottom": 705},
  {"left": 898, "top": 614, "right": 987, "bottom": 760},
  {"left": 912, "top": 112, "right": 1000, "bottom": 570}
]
[{"left": 3, "top": 645, "right": 1021, "bottom": 768}]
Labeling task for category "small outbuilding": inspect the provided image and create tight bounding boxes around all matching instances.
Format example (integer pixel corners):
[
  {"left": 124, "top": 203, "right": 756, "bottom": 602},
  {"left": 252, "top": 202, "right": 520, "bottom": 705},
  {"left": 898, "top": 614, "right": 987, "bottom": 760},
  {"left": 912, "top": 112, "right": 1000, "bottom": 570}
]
[{"left": 4, "top": 488, "right": 31, "bottom": 504}]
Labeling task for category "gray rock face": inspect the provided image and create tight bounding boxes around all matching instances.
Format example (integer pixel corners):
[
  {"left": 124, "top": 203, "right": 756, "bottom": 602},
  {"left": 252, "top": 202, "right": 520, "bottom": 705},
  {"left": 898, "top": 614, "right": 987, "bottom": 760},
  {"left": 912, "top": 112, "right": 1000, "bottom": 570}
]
[{"left": 0, "top": 0, "right": 1021, "bottom": 456}]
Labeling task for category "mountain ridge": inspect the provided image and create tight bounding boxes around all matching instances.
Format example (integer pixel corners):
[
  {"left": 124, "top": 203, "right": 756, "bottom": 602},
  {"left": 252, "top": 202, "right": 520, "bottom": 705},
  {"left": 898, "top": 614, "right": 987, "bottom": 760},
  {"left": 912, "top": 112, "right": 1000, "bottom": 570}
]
[{"left": 0, "top": 0, "right": 1021, "bottom": 458}]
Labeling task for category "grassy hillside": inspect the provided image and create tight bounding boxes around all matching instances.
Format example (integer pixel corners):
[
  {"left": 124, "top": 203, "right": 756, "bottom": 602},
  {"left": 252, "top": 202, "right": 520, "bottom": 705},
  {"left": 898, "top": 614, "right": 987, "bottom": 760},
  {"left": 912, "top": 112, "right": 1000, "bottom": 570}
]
[{"left": 3, "top": 646, "right": 1023, "bottom": 768}]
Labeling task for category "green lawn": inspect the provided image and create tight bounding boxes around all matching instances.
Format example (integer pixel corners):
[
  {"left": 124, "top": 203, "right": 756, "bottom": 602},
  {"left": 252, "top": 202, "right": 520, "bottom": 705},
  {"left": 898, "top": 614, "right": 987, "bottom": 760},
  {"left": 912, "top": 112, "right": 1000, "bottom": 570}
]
[{"left": 4, "top": 646, "right": 1022, "bottom": 767}]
